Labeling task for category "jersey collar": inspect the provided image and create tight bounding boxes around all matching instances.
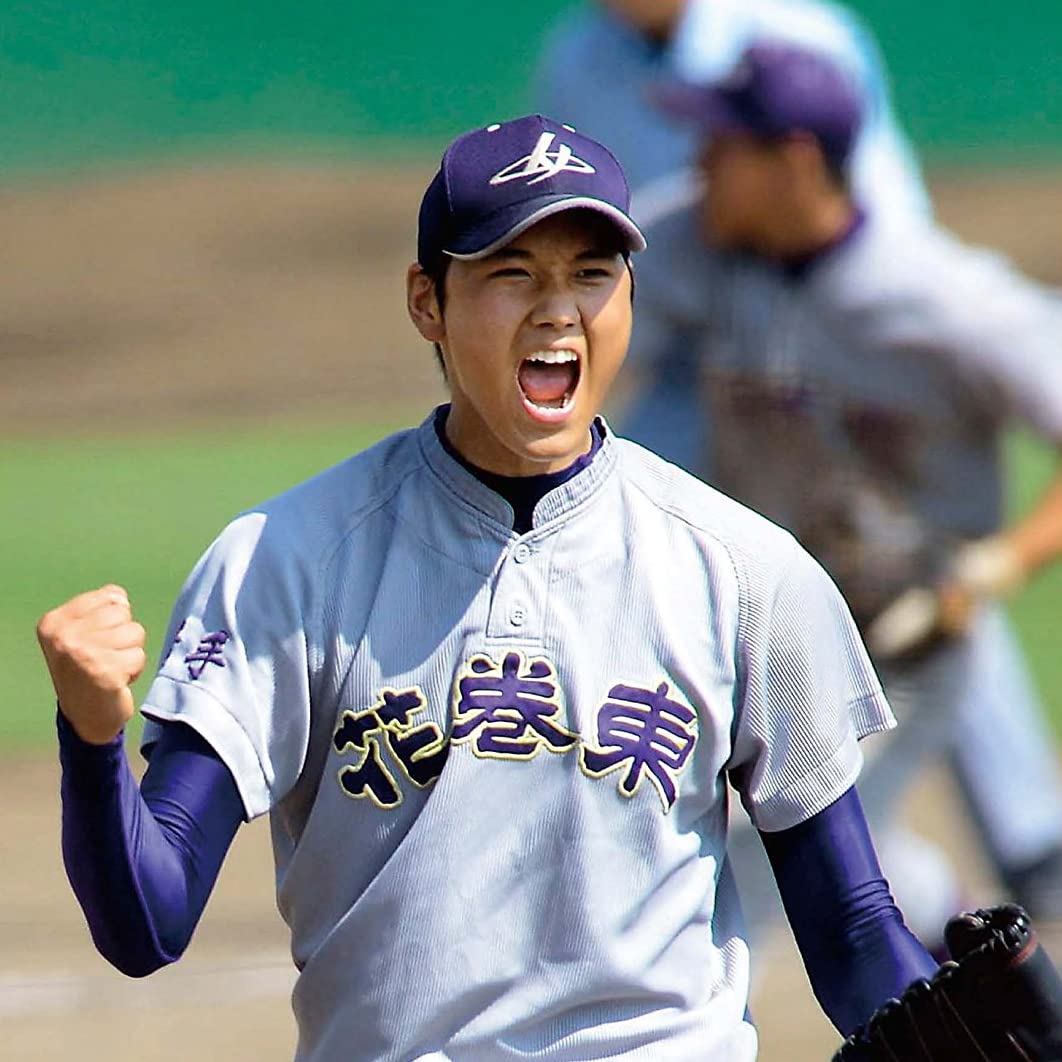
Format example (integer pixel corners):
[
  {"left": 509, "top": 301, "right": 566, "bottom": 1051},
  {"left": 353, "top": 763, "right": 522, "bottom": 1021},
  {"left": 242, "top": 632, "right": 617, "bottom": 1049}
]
[{"left": 416, "top": 405, "right": 620, "bottom": 535}]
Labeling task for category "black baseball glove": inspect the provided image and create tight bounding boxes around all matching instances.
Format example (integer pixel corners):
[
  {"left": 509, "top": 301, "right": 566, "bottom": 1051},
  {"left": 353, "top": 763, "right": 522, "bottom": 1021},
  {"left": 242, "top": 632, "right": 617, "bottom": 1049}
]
[{"left": 832, "top": 905, "right": 1062, "bottom": 1061}]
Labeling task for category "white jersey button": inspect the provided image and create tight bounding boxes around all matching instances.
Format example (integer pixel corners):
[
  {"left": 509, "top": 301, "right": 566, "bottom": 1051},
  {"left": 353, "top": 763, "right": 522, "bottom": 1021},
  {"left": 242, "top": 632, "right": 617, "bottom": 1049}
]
[
  {"left": 509, "top": 604, "right": 527, "bottom": 627},
  {"left": 513, "top": 543, "right": 532, "bottom": 563}
]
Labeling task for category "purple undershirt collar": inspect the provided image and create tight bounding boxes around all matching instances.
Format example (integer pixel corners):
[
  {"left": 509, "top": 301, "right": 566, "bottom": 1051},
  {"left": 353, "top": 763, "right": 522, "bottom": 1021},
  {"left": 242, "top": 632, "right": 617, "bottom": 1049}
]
[
  {"left": 783, "top": 206, "right": 868, "bottom": 279},
  {"left": 432, "top": 405, "right": 606, "bottom": 534}
]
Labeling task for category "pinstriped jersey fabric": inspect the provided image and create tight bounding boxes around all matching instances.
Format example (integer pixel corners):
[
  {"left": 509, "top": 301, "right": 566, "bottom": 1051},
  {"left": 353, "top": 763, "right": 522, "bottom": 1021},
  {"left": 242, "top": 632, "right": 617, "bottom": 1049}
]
[{"left": 140, "top": 410, "right": 892, "bottom": 1061}]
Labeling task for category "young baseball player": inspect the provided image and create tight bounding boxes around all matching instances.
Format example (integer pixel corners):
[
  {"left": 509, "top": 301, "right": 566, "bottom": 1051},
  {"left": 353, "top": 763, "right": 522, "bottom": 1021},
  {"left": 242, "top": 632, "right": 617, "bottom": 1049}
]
[
  {"left": 39, "top": 114, "right": 939, "bottom": 1060},
  {"left": 649, "top": 40, "right": 1062, "bottom": 933}
]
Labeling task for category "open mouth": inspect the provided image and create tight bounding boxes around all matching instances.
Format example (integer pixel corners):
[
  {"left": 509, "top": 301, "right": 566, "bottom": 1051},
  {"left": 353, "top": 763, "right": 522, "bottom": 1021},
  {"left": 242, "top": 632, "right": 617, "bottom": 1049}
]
[{"left": 517, "top": 349, "right": 581, "bottom": 416}]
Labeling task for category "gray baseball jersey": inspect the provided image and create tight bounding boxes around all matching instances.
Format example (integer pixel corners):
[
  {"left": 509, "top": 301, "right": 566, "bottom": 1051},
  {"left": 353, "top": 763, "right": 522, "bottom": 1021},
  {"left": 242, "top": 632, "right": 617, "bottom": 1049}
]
[{"left": 140, "top": 412, "right": 892, "bottom": 1061}]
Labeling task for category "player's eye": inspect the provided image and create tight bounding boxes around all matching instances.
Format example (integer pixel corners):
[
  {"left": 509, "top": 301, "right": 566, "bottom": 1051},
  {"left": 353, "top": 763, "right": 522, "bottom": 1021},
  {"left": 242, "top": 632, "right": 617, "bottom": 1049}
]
[
  {"left": 575, "top": 265, "right": 619, "bottom": 282},
  {"left": 488, "top": 267, "right": 532, "bottom": 279}
]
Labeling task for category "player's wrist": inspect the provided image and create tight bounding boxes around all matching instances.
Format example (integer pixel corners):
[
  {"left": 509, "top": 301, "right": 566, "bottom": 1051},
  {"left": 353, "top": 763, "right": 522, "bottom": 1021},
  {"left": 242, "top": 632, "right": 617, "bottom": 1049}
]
[
  {"left": 950, "top": 535, "right": 1025, "bottom": 600},
  {"left": 56, "top": 702, "right": 127, "bottom": 748}
]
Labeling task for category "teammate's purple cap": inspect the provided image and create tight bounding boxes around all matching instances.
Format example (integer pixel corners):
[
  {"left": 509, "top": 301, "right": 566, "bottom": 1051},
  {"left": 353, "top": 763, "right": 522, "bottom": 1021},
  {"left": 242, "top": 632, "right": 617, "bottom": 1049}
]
[
  {"left": 417, "top": 114, "right": 646, "bottom": 272},
  {"left": 657, "top": 42, "right": 863, "bottom": 166}
]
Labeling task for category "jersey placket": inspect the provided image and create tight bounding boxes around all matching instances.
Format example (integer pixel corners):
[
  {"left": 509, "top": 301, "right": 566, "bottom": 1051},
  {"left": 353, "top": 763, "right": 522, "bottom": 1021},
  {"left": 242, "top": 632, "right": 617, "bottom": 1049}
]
[{"left": 483, "top": 535, "right": 552, "bottom": 646}]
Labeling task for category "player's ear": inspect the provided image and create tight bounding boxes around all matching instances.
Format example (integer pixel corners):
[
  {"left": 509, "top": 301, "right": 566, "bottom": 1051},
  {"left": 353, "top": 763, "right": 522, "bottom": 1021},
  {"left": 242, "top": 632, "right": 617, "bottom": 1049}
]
[{"left": 407, "top": 263, "right": 446, "bottom": 344}]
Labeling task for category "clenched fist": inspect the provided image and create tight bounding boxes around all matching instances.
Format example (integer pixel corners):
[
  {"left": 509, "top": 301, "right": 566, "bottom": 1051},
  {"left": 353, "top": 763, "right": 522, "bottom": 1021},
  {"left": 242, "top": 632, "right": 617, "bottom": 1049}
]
[{"left": 37, "top": 585, "right": 148, "bottom": 745}]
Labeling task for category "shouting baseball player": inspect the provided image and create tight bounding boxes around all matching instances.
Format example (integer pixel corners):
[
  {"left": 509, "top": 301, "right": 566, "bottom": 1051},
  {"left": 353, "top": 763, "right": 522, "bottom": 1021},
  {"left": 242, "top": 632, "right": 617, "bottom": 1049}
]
[{"left": 39, "top": 115, "right": 980, "bottom": 1059}]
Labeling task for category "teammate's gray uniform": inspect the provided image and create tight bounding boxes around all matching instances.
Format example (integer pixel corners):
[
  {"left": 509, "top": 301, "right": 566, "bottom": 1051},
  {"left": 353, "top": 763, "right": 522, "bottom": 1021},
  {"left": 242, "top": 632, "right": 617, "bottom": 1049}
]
[
  {"left": 140, "top": 413, "right": 892, "bottom": 1061},
  {"left": 633, "top": 201, "right": 1062, "bottom": 927}
]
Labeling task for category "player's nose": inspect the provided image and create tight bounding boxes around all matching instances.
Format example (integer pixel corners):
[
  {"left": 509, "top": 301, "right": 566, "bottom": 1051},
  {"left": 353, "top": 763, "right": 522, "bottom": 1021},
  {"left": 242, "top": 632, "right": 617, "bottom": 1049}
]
[{"left": 528, "top": 284, "right": 580, "bottom": 330}]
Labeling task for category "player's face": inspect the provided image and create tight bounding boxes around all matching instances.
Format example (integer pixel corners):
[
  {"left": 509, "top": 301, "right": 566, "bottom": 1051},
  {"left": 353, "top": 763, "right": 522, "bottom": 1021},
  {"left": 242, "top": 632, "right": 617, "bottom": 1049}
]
[
  {"left": 698, "top": 134, "right": 788, "bottom": 252},
  {"left": 408, "top": 211, "right": 633, "bottom": 476}
]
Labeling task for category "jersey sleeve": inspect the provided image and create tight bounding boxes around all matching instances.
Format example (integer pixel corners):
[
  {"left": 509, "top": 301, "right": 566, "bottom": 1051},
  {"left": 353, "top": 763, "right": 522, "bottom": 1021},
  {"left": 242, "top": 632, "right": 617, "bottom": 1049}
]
[
  {"left": 139, "top": 511, "right": 317, "bottom": 820},
  {"left": 847, "top": 228, "right": 1062, "bottom": 443},
  {"left": 926, "top": 238, "right": 1062, "bottom": 441},
  {"left": 727, "top": 540, "right": 894, "bottom": 833}
]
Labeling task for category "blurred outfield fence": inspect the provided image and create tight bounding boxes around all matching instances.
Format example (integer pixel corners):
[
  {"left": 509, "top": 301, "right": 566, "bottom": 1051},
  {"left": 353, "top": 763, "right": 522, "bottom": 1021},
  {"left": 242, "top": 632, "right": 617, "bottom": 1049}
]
[{"left": 0, "top": 1, "right": 1059, "bottom": 176}]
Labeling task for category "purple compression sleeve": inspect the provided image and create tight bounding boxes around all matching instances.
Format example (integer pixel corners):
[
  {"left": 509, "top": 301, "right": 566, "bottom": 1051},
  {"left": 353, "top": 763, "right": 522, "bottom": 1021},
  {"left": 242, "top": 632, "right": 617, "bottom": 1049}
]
[
  {"left": 58, "top": 712, "right": 244, "bottom": 977},
  {"left": 759, "top": 785, "right": 938, "bottom": 1035}
]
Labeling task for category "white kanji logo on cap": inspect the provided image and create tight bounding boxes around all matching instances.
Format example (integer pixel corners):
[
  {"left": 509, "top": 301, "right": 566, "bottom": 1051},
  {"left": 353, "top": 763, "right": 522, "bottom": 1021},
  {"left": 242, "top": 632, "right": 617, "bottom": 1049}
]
[{"left": 490, "top": 131, "right": 596, "bottom": 186}]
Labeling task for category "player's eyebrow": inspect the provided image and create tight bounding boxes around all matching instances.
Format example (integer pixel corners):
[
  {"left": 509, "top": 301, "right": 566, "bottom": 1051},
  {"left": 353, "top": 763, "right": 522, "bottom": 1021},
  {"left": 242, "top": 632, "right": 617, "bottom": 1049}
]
[
  {"left": 482, "top": 245, "right": 622, "bottom": 264},
  {"left": 482, "top": 248, "right": 533, "bottom": 263},
  {"left": 575, "top": 246, "right": 624, "bottom": 260}
]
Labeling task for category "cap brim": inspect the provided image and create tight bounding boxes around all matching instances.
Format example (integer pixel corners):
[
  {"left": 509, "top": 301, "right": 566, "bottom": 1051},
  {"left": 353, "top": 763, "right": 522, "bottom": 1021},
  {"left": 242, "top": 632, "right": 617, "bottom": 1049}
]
[
  {"left": 445, "top": 194, "right": 647, "bottom": 260},
  {"left": 653, "top": 81, "right": 753, "bottom": 136}
]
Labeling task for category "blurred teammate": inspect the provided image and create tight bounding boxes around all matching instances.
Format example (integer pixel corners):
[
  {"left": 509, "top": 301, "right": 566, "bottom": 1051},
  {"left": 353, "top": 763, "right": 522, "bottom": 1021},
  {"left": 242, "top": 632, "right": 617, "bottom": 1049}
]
[
  {"left": 534, "top": 0, "right": 926, "bottom": 468},
  {"left": 37, "top": 115, "right": 941, "bottom": 1060},
  {"left": 652, "top": 40, "right": 1062, "bottom": 931}
]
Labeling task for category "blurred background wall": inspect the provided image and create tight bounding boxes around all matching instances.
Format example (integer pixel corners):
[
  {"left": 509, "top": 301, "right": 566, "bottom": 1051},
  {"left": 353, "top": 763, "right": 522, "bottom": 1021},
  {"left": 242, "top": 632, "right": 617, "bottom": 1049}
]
[{"left": 2, "top": 0, "right": 1060, "bottom": 176}]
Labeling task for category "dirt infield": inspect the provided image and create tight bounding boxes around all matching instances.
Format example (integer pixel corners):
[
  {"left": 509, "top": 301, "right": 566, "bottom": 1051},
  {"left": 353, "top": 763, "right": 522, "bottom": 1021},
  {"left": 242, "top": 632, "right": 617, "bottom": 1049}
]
[{"left": 3, "top": 159, "right": 1060, "bottom": 1060}]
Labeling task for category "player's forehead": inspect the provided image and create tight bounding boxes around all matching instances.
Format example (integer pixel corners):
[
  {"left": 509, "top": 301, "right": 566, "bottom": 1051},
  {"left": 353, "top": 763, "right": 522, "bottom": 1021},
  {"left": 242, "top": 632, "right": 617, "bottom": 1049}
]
[
  {"left": 600, "top": 0, "right": 685, "bottom": 34},
  {"left": 705, "top": 131, "right": 782, "bottom": 161}
]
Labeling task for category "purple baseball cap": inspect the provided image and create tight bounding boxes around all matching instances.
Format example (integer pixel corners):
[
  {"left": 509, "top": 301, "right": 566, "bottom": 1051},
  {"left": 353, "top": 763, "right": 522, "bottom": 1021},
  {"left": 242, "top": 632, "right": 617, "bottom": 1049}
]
[
  {"left": 417, "top": 114, "right": 646, "bottom": 272},
  {"left": 656, "top": 42, "right": 863, "bottom": 166}
]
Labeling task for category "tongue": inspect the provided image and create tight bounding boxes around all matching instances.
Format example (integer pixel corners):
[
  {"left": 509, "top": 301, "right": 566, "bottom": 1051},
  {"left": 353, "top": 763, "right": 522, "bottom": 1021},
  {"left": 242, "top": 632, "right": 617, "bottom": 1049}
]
[{"left": 518, "top": 361, "right": 576, "bottom": 405}]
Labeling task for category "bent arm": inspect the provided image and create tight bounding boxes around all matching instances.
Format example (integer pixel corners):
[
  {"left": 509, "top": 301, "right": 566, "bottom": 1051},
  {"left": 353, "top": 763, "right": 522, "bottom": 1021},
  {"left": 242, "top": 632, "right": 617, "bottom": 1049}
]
[
  {"left": 59, "top": 714, "right": 244, "bottom": 977},
  {"left": 759, "top": 786, "right": 936, "bottom": 1035},
  {"left": 958, "top": 455, "right": 1062, "bottom": 596}
]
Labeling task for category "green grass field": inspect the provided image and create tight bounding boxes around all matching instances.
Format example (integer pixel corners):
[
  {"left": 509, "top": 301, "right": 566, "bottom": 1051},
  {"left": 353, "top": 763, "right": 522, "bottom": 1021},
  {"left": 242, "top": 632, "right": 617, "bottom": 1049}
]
[
  {"left": 0, "top": 413, "right": 412, "bottom": 750},
  {"left": 2, "top": 419, "right": 1059, "bottom": 751}
]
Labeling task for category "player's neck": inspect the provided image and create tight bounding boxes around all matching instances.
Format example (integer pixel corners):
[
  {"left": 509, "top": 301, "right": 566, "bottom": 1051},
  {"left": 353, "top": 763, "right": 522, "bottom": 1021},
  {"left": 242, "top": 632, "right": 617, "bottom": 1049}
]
[{"left": 766, "top": 196, "right": 860, "bottom": 269}]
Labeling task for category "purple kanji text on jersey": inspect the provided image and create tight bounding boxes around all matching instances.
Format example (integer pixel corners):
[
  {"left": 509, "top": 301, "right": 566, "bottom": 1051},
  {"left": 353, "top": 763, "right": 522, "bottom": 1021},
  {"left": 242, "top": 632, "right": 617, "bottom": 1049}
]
[
  {"left": 452, "top": 652, "right": 577, "bottom": 758},
  {"left": 184, "top": 630, "right": 230, "bottom": 680},
  {"left": 333, "top": 688, "right": 449, "bottom": 809},
  {"left": 580, "top": 681, "right": 697, "bottom": 811}
]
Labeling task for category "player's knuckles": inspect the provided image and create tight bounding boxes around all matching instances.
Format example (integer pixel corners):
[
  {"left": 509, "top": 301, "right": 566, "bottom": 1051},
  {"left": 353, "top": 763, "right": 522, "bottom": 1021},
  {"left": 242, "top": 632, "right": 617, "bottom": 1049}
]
[
  {"left": 126, "top": 647, "right": 148, "bottom": 682},
  {"left": 50, "top": 630, "right": 127, "bottom": 686},
  {"left": 36, "top": 609, "right": 61, "bottom": 649},
  {"left": 88, "top": 600, "right": 133, "bottom": 629},
  {"left": 90, "top": 584, "right": 130, "bottom": 610}
]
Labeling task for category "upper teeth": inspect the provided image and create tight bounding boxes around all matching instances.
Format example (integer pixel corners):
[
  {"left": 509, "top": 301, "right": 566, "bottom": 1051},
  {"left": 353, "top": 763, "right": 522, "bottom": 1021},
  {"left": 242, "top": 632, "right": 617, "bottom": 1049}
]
[{"left": 525, "top": 350, "right": 578, "bottom": 365}]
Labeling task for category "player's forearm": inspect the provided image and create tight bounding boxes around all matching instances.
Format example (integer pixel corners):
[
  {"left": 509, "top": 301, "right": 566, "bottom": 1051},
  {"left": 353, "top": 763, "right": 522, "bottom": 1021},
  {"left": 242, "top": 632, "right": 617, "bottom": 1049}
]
[
  {"left": 58, "top": 714, "right": 242, "bottom": 977},
  {"left": 760, "top": 787, "right": 937, "bottom": 1035},
  {"left": 947, "top": 464, "right": 1062, "bottom": 612},
  {"left": 1001, "top": 462, "right": 1062, "bottom": 580}
]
